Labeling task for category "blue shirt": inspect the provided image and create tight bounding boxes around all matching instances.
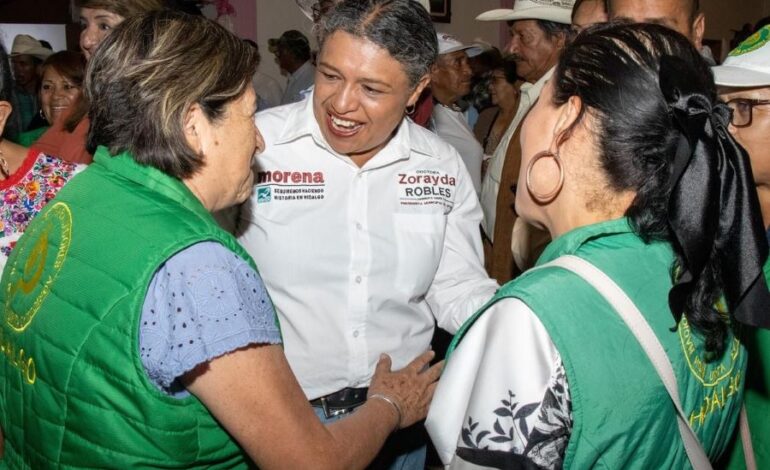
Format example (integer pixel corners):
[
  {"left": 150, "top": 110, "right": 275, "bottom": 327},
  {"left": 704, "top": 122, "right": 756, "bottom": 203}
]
[{"left": 139, "top": 241, "right": 281, "bottom": 397}]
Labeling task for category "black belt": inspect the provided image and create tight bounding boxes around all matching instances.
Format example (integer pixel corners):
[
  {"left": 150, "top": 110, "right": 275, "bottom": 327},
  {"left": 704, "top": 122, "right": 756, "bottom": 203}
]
[{"left": 310, "top": 387, "right": 368, "bottom": 418}]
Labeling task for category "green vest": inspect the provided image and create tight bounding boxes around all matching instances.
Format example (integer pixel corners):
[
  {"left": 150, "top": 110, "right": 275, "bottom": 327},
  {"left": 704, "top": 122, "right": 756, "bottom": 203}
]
[
  {"left": 451, "top": 218, "right": 746, "bottom": 469},
  {"left": 720, "top": 256, "right": 770, "bottom": 469},
  {"left": 0, "top": 147, "right": 270, "bottom": 468}
]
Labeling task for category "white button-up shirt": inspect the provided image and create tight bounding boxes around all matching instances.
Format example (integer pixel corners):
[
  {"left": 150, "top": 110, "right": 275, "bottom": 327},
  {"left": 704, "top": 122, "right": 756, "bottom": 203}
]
[
  {"left": 480, "top": 69, "right": 553, "bottom": 240},
  {"left": 280, "top": 61, "right": 315, "bottom": 105},
  {"left": 238, "top": 94, "right": 499, "bottom": 400},
  {"left": 431, "top": 103, "right": 484, "bottom": 196}
]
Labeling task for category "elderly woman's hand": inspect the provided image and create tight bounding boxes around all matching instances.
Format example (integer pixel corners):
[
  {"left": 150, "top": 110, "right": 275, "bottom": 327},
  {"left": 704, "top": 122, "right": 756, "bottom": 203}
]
[{"left": 367, "top": 351, "right": 443, "bottom": 430}]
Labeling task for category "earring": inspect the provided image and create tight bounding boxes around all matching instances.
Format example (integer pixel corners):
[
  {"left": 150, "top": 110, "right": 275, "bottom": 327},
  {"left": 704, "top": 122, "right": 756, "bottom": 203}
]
[
  {"left": 0, "top": 143, "right": 9, "bottom": 179},
  {"left": 525, "top": 150, "right": 564, "bottom": 203},
  {"left": 405, "top": 104, "right": 416, "bottom": 116}
]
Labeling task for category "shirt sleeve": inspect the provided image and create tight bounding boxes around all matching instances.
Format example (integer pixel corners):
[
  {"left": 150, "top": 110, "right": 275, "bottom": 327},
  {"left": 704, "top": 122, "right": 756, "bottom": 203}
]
[
  {"left": 426, "top": 150, "right": 499, "bottom": 333},
  {"left": 426, "top": 297, "right": 572, "bottom": 470},
  {"left": 139, "top": 241, "right": 281, "bottom": 397}
]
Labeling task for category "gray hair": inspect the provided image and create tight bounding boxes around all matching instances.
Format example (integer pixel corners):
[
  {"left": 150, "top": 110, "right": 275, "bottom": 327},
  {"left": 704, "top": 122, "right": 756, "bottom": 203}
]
[{"left": 316, "top": 0, "right": 437, "bottom": 87}]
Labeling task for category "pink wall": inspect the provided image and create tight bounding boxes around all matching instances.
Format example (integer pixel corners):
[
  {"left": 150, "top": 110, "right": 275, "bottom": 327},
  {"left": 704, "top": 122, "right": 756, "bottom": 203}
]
[
  {"left": 499, "top": 0, "right": 513, "bottom": 48},
  {"left": 231, "top": 0, "right": 258, "bottom": 40}
]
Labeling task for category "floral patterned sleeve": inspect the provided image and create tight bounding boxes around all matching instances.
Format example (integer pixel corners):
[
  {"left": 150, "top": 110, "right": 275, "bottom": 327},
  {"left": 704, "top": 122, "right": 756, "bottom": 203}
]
[
  {"left": 0, "top": 151, "right": 83, "bottom": 271},
  {"left": 427, "top": 298, "right": 573, "bottom": 470}
]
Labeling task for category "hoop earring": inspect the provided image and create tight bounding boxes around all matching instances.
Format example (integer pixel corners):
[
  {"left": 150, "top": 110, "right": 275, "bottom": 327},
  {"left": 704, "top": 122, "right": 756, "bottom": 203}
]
[
  {"left": 525, "top": 150, "right": 564, "bottom": 203},
  {"left": 405, "top": 104, "right": 416, "bottom": 116}
]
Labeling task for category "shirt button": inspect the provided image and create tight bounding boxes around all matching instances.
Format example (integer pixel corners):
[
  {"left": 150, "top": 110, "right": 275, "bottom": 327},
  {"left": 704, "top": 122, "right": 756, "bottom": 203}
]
[
  {"left": 353, "top": 330, "right": 360, "bottom": 338},
  {"left": 355, "top": 275, "right": 362, "bottom": 284},
  {"left": 356, "top": 222, "right": 362, "bottom": 230}
]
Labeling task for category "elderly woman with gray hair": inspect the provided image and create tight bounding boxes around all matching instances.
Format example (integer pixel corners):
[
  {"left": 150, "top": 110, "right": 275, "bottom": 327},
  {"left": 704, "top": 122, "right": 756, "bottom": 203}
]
[{"left": 0, "top": 11, "right": 440, "bottom": 468}]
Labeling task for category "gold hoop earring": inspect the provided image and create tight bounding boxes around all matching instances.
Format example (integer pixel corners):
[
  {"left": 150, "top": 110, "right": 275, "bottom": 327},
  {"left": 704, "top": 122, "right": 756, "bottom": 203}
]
[{"left": 525, "top": 150, "right": 564, "bottom": 203}]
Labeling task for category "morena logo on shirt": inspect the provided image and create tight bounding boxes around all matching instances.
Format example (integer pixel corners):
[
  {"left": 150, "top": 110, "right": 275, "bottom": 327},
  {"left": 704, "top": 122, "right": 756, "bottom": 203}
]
[
  {"left": 255, "top": 170, "right": 326, "bottom": 203},
  {"left": 257, "top": 170, "right": 325, "bottom": 184}
]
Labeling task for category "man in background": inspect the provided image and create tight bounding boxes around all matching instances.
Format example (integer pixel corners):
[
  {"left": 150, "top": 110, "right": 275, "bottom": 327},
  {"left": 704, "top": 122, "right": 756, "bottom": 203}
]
[
  {"left": 430, "top": 33, "right": 484, "bottom": 194},
  {"left": 269, "top": 30, "right": 315, "bottom": 105},
  {"left": 476, "top": 0, "right": 573, "bottom": 283},
  {"left": 9, "top": 34, "right": 51, "bottom": 131},
  {"left": 573, "top": 0, "right": 607, "bottom": 31},
  {"left": 607, "top": 0, "right": 705, "bottom": 50}
]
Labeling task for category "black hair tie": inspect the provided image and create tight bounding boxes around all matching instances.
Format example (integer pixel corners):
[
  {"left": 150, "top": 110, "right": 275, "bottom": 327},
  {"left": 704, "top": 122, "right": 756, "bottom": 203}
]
[{"left": 659, "top": 55, "right": 770, "bottom": 328}]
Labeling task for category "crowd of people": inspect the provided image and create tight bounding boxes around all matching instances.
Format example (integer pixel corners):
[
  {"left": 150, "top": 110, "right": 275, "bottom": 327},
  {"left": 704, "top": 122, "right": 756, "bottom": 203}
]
[{"left": 0, "top": 0, "right": 768, "bottom": 468}]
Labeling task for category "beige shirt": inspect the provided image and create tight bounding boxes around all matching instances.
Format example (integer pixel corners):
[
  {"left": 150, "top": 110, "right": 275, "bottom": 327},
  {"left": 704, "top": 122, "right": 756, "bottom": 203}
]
[{"left": 479, "top": 68, "right": 553, "bottom": 240}]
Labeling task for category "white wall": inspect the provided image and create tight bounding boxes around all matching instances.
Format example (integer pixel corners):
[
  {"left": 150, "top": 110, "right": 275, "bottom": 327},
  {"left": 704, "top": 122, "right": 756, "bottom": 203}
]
[
  {"left": 702, "top": 0, "right": 768, "bottom": 40},
  {"left": 434, "top": 0, "right": 505, "bottom": 48},
  {"left": 255, "top": 0, "right": 770, "bottom": 81},
  {"left": 0, "top": 24, "right": 67, "bottom": 53},
  {"left": 256, "top": 0, "right": 316, "bottom": 85}
]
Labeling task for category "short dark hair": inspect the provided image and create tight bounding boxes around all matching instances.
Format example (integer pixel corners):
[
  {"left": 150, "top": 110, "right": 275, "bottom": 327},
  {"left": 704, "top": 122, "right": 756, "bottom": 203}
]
[
  {"left": 572, "top": 0, "right": 606, "bottom": 22},
  {"left": 605, "top": 0, "right": 700, "bottom": 21},
  {"left": 316, "top": 0, "right": 437, "bottom": 87},
  {"left": 551, "top": 23, "right": 736, "bottom": 354},
  {"left": 536, "top": 19, "right": 575, "bottom": 40},
  {"left": 86, "top": 11, "right": 258, "bottom": 179},
  {"left": 507, "top": 19, "right": 574, "bottom": 43},
  {"left": 280, "top": 41, "right": 311, "bottom": 63}
]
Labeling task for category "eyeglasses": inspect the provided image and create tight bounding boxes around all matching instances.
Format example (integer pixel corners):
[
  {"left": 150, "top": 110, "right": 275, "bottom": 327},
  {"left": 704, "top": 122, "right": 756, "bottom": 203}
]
[{"left": 725, "top": 98, "right": 770, "bottom": 128}]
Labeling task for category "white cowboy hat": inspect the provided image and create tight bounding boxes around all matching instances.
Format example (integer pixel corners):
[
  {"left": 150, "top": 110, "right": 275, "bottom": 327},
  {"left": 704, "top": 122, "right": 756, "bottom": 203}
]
[
  {"left": 476, "top": 0, "right": 574, "bottom": 25},
  {"left": 10, "top": 34, "right": 52, "bottom": 61}
]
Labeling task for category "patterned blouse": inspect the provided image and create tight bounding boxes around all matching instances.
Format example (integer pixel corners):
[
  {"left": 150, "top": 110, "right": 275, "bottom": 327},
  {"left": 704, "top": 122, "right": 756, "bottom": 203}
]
[{"left": 0, "top": 150, "right": 84, "bottom": 271}]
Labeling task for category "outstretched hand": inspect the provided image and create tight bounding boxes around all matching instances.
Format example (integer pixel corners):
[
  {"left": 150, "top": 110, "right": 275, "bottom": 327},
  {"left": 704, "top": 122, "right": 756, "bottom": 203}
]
[{"left": 367, "top": 351, "right": 444, "bottom": 430}]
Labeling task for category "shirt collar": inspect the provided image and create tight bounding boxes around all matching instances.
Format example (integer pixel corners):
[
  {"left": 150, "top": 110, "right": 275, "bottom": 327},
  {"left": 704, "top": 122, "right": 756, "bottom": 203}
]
[
  {"left": 520, "top": 66, "right": 554, "bottom": 101},
  {"left": 537, "top": 217, "right": 635, "bottom": 265},
  {"left": 274, "top": 91, "right": 437, "bottom": 166}
]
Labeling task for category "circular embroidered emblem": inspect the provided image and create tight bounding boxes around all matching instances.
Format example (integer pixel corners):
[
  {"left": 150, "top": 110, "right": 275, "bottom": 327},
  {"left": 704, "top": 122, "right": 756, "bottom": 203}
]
[
  {"left": 678, "top": 315, "right": 740, "bottom": 387},
  {"left": 729, "top": 26, "right": 770, "bottom": 57},
  {"left": 4, "top": 203, "right": 72, "bottom": 332}
]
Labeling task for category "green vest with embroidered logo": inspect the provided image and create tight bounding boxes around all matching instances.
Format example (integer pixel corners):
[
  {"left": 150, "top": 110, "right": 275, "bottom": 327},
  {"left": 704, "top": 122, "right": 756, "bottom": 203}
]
[
  {"left": 721, "top": 252, "right": 770, "bottom": 469},
  {"left": 451, "top": 218, "right": 747, "bottom": 469},
  {"left": 0, "top": 147, "right": 276, "bottom": 468}
]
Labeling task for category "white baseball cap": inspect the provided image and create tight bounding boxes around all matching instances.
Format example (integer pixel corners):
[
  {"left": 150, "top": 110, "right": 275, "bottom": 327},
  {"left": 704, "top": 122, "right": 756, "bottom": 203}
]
[
  {"left": 713, "top": 26, "right": 770, "bottom": 88},
  {"left": 437, "top": 33, "right": 483, "bottom": 57},
  {"left": 476, "top": 0, "right": 574, "bottom": 25}
]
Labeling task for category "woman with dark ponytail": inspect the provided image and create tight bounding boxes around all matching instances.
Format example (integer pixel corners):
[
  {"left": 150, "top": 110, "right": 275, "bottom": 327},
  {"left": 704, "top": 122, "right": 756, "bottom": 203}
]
[{"left": 427, "top": 23, "right": 769, "bottom": 469}]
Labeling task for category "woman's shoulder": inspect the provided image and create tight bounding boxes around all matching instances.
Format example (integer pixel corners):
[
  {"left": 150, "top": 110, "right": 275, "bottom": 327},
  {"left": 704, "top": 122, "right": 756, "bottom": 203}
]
[
  {"left": 16, "top": 126, "right": 49, "bottom": 147},
  {"left": 404, "top": 118, "right": 466, "bottom": 163},
  {"left": 255, "top": 99, "right": 309, "bottom": 138}
]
